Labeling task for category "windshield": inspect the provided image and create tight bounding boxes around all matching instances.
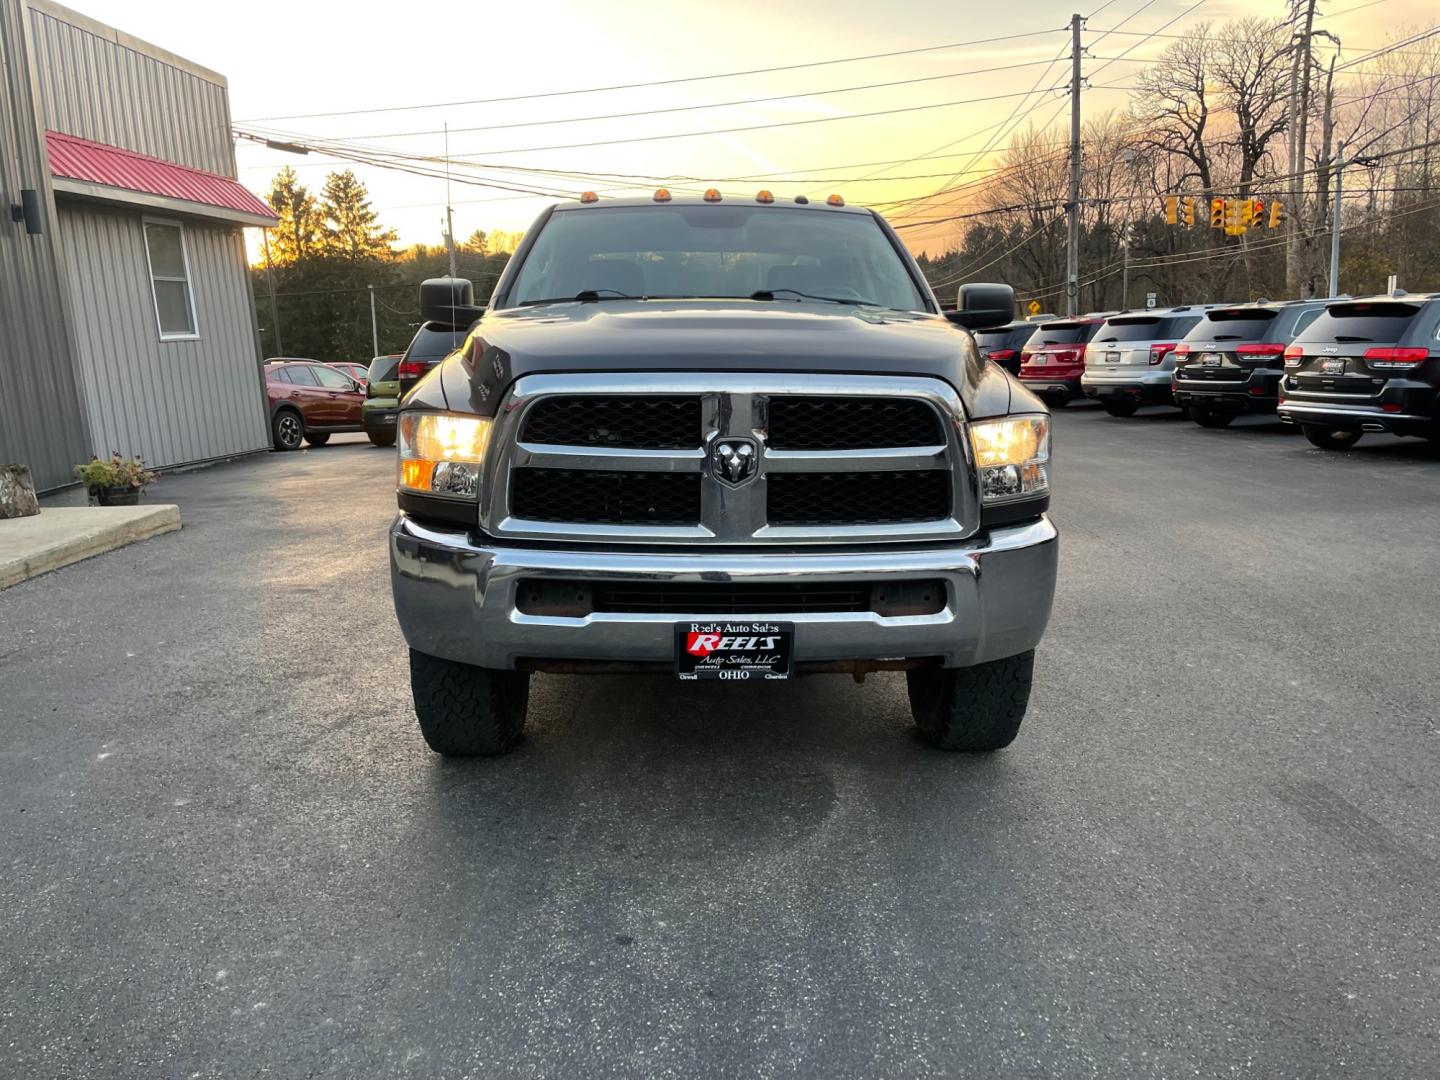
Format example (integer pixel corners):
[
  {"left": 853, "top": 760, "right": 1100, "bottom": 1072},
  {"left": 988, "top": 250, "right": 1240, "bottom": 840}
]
[
  {"left": 1296, "top": 302, "right": 1423, "bottom": 344},
  {"left": 368, "top": 355, "right": 400, "bottom": 382},
  {"left": 405, "top": 325, "right": 466, "bottom": 363},
  {"left": 1033, "top": 322, "right": 1094, "bottom": 346},
  {"left": 1185, "top": 310, "right": 1278, "bottom": 342},
  {"left": 507, "top": 205, "right": 927, "bottom": 312}
]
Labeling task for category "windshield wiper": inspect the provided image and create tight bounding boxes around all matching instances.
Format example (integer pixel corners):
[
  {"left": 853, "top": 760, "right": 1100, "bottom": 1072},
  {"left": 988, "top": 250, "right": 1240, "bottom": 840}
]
[
  {"left": 1333, "top": 334, "right": 1372, "bottom": 342},
  {"left": 750, "top": 288, "right": 875, "bottom": 307},
  {"left": 1212, "top": 333, "right": 1245, "bottom": 340},
  {"left": 520, "top": 289, "right": 644, "bottom": 307}
]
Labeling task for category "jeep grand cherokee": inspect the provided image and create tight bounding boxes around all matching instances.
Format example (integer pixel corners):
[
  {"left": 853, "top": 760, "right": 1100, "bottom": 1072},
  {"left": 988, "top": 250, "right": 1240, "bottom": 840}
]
[{"left": 389, "top": 193, "right": 1059, "bottom": 756}]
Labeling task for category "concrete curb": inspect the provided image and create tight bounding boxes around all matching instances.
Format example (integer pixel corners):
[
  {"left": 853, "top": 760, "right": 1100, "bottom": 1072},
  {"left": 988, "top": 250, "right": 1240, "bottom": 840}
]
[{"left": 0, "top": 505, "right": 181, "bottom": 590}]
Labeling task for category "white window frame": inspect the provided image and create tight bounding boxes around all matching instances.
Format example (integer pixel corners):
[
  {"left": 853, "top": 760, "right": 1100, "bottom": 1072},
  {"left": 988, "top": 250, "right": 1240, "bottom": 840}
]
[{"left": 142, "top": 216, "right": 200, "bottom": 342}]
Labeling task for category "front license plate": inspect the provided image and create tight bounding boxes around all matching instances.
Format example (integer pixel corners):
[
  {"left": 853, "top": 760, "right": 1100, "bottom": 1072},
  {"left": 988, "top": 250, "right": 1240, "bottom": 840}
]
[
  {"left": 1200, "top": 352, "right": 1223, "bottom": 366},
  {"left": 676, "top": 621, "right": 794, "bottom": 681},
  {"left": 1104, "top": 351, "right": 1121, "bottom": 363},
  {"left": 1320, "top": 358, "right": 1345, "bottom": 374}
]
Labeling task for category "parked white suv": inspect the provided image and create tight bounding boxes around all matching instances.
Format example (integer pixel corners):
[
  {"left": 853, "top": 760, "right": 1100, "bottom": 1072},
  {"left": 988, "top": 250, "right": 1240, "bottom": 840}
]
[{"left": 1080, "top": 307, "right": 1211, "bottom": 417}]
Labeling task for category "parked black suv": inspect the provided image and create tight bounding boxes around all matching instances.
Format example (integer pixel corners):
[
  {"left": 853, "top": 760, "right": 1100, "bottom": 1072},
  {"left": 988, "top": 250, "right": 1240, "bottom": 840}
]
[
  {"left": 396, "top": 279, "right": 484, "bottom": 400},
  {"left": 1278, "top": 293, "right": 1440, "bottom": 449},
  {"left": 973, "top": 319, "right": 1046, "bottom": 376},
  {"left": 1173, "top": 300, "right": 1327, "bottom": 428}
]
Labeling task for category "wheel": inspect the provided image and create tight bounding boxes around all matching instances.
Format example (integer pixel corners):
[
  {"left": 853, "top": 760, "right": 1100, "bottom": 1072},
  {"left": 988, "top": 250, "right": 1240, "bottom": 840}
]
[
  {"left": 905, "top": 651, "right": 1034, "bottom": 752},
  {"left": 271, "top": 409, "right": 303, "bottom": 451},
  {"left": 1043, "top": 394, "right": 1070, "bottom": 409},
  {"left": 367, "top": 430, "right": 396, "bottom": 448},
  {"left": 1189, "top": 406, "right": 1235, "bottom": 429},
  {"left": 1101, "top": 400, "right": 1140, "bottom": 418},
  {"left": 303, "top": 432, "right": 331, "bottom": 447},
  {"left": 1302, "top": 425, "right": 1363, "bottom": 450},
  {"left": 409, "top": 649, "right": 530, "bottom": 756}
]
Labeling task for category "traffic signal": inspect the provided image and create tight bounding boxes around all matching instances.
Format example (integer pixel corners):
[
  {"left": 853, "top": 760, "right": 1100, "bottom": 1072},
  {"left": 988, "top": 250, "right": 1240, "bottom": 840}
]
[
  {"left": 1224, "top": 199, "right": 1248, "bottom": 236},
  {"left": 1268, "top": 200, "right": 1286, "bottom": 228},
  {"left": 1164, "top": 195, "right": 1178, "bottom": 225},
  {"left": 1210, "top": 197, "right": 1225, "bottom": 228},
  {"left": 1182, "top": 197, "right": 1195, "bottom": 228},
  {"left": 1247, "top": 199, "right": 1265, "bottom": 229}
]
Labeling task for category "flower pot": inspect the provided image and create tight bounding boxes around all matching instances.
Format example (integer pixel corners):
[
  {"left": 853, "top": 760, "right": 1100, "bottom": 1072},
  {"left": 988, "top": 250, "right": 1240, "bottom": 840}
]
[{"left": 95, "top": 486, "right": 140, "bottom": 507}]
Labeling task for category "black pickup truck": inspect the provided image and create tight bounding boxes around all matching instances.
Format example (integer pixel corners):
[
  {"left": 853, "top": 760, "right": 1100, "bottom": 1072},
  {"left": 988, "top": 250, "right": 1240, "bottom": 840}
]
[{"left": 389, "top": 194, "right": 1059, "bottom": 756}]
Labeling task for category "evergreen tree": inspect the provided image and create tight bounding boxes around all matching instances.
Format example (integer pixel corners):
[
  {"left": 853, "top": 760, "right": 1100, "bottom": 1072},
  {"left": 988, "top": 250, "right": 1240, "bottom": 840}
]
[
  {"left": 320, "top": 170, "right": 396, "bottom": 261},
  {"left": 264, "top": 166, "right": 322, "bottom": 264}
]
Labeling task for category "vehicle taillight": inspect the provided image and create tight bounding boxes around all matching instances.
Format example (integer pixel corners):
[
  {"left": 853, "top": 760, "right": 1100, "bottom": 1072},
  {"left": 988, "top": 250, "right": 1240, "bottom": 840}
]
[
  {"left": 1363, "top": 346, "right": 1430, "bottom": 369},
  {"left": 1173, "top": 343, "right": 1191, "bottom": 358},
  {"left": 1236, "top": 343, "right": 1286, "bottom": 357},
  {"left": 398, "top": 359, "right": 429, "bottom": 379},
  {"left": 989, "top": 349, "right": 1016, "bottom": 360},
  {"left": 1283, "top": 344, "right": 1304, "bottom": 367},
  {"left": 1148, "top": 343, "right": 1176, "bottom": 365}
]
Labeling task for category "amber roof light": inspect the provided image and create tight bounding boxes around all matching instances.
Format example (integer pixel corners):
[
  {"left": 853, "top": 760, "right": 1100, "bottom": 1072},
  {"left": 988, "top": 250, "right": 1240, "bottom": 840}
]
[
  {"left": 703, "top": 188, "right": 722, "bottom": 202},
  {"left": 579, "top": 191, "right": 598, "bottom": 204},
  {"left": 654, "top": 188, "right": 672, "bottom": 202},
  {"left": 756, "top": 190, "right": 774, "bottom": 203},
  {"left": 827, "top": 194, "right": 845, "bottom": 207}
]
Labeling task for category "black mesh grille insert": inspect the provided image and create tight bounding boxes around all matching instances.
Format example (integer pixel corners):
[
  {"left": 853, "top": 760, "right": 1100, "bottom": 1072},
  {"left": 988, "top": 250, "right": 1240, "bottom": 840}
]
[
  {"left": 511, "top": 469, "right": 701, "bottom": 525},
  {"left": 768, "top": 471, "right": 951, "bottom": 525},
  {"left": 767, "top": 397, "right": 944, "bottom": 449},
  {"left": 522, "top": 396, "right": 701, "bottom": 449},
  {"left": 516, "top": 579, "right": 947, "bottom": 616}
]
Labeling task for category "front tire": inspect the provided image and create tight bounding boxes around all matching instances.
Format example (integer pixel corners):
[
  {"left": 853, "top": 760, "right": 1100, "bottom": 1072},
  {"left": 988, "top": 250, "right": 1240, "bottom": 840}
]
[
  {"left": 1302, "top": 425, "right": 1363, "bottom": 450},
  {"left": 1189, "top": 406, "right": 1235, "bottom": 429},
  {"left": 1101, "top": 400, "right": 1140, "bottom": 418},
  {"left": 905, "top": 651, "right": 1034, "bottom": 752},
  {"left": 367, "top": 430, "right": 396, "bottom": 448},
  {"left": 303, "top": 432, "right": 331, "bottom": 447},
  {"left": 409, "top": 649, "right": 530, "bottom": 756},
  {"left": 1043, "top": 394, "right": 1070, "bottom": 409},
  {"left": 272, "top": 409, "right": 303, "bottom": 451}
]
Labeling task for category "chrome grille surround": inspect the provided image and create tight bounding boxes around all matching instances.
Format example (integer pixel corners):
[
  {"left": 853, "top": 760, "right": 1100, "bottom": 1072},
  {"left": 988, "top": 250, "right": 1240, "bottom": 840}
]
[{"left": 479, "top": 373, "right": 979, "bottom": 546}]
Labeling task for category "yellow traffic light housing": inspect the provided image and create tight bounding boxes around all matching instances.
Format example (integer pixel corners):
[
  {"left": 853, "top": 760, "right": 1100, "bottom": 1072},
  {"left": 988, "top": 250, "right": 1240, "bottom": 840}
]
[
  {"left": 1247, "top": 199, "right": 1264, "bottom": 229},
  {"left": 1182, "top": 197, "right": 1195, "bottom": 228},
  {"left": 1164, "top": 195, "right": 1178, "bottom": 225},
  {"left": 1224, "top": 199, "right": 1247, "bottom": 236},
  {"left": 1210, "top": 197, "right": 1225, "bottom": 229},
  {"left": 1268, "top": 200, "right": 1285, "bottom": 228}
]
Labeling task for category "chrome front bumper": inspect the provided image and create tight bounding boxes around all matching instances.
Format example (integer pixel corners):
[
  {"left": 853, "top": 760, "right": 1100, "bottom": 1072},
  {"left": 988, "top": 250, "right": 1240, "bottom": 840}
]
[{"left": 390, "top": 515, "right": 1058, "bottom": 671}]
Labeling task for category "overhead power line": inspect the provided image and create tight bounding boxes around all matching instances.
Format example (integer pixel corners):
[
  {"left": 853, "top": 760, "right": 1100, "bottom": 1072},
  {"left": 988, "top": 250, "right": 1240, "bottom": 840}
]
[{"left": 236, "top": 29, "right": 1066, "bottom": 124}]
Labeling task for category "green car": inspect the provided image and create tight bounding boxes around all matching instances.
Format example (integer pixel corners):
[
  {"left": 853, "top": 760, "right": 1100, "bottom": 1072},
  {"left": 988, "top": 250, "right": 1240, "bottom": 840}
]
[{"left": 362, "top": 354, "right": 403, "bottom": 447}]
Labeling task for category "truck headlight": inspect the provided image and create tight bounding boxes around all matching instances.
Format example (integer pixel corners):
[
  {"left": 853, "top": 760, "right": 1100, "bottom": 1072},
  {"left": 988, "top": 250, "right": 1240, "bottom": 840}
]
[
  {"left": 969, "top": 415, "right": 1050, "bottom": 502},
  {"left": 398, "top": 412, "right": 492, "bottom": 500}
]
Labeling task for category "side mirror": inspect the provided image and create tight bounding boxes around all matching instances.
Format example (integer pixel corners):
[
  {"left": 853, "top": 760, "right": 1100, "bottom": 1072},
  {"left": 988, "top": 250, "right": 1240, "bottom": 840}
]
[
  {"left": 944, "top": 283, "right": 1015, "bottom": 330},
  {"left": 419, "top": 277, "right": 485, "bottom": 327}
]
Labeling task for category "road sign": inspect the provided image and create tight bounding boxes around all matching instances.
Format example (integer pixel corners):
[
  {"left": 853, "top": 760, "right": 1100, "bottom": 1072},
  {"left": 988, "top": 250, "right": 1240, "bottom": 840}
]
[
  {"left": 1027, "top": 299, "right": 1042, "bottom": 316},
  {"left": 1145, "top": 292, "right": 1157, "bottom": 309}
]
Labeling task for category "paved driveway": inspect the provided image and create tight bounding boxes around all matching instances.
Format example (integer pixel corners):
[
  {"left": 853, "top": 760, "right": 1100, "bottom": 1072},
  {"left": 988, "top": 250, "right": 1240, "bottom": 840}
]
[{"left": 2, "top": 418, "right": 1438, "bottom": 1078}]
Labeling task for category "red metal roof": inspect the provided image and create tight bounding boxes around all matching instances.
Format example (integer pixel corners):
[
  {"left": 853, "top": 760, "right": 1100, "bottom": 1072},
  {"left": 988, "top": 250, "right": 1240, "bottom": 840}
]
[{"left": 46, "top": 130, "right": 277, "bottom": 223}]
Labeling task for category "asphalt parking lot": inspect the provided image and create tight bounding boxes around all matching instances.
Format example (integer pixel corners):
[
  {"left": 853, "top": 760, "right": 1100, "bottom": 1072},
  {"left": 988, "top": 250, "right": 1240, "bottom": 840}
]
[{"left": 3, "top": 409, "right": 1438, "bottom": 1078}]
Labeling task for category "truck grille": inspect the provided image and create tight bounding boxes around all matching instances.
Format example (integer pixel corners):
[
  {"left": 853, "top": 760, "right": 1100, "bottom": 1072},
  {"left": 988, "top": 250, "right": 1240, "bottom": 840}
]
[
  {"left": 487, "top": 374, "right": 976, "bottom": 544},
  {"left": 511, "top": 469, "right": 702, "bottom": 525},
  {"left": 767, "top": 471, "right": 951, "bottom": 525},
  {"left": 767, "top": 397, "right": 944, "bottom": 449},
  {"left": 516, "top": 579, "right": 947, "bottom": 616},
  {"left": 522, "top": 396, "right": 701, "bottom": 449}
]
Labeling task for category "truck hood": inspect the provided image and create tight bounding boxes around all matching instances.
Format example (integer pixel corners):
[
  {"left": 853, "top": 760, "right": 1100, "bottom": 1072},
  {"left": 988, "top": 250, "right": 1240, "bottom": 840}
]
[{"left": 425, "top": 299, "right": 1030, "bottom": 420}]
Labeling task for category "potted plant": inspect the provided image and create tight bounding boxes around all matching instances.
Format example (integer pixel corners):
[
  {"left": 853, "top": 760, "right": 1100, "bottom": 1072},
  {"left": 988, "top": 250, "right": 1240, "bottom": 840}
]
[{"left": 75, "top": 452, "right": 156, "bottom": 507}]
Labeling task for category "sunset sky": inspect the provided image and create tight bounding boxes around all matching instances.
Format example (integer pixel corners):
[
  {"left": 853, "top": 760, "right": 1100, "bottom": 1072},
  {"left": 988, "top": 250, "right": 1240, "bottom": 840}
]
[{"left": 70, "top": 0, "right": 1435, "bottom": 256}]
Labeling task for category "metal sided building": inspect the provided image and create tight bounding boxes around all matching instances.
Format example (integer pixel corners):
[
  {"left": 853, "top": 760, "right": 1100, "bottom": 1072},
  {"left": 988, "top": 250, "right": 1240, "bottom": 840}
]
[{"left": 0, "top": 0, "right": 277, "bottom": 492}]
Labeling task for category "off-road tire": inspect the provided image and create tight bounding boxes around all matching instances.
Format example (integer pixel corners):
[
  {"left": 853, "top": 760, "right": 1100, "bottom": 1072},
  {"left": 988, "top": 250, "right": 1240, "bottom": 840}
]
[
  {"left": 367, "top": 430, "right": 396, "bottom": 448},
  {"left": 1302, "top": 425, "right": 1363, "bottom": 450},
  {"left": 272, "top": 409, "right": 304, "bottom": 451},
  {"left": 409, "top": 649, "right": 530, "bottom": 756},
  {"left": 1101, "top": 400, "right": 1140, "bottom": 418},
  {"left": 905, "top": 651, "right": 1034, "bottom": 752},
  {"left": 303, "top": 432, "right": 331, "bottom": 447},
  {"left": 1189, "top": 407, "right": 1235, "bottom": 429}
]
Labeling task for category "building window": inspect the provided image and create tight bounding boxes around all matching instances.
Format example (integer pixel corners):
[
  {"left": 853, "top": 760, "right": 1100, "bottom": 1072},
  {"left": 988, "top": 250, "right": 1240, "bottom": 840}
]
[{"left": 142, "top": 218, "right": 199, "bottom": 340}]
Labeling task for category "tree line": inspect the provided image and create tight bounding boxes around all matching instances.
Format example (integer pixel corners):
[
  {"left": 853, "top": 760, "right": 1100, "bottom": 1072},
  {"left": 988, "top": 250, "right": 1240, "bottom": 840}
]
[{"left": 913, "top": 16, "right": 1440, "bottom": 312}]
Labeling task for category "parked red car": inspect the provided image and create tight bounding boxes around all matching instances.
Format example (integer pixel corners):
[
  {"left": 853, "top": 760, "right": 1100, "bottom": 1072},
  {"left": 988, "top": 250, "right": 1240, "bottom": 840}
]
[
  {"left": 330, "top": 361, "right": 370, "bottom": 386},
  {"left": 263, "top": 359, "right": 365, "bottom": 450},
  {"left": 1018, "top": 314, "right": 1114, "bottom": 407}
]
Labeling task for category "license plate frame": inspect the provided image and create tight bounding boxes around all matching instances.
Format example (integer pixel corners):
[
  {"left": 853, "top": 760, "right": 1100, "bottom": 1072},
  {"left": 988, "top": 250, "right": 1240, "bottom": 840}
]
[
  {"left": 1199, "top": 352, "right": 1223, "bottom": 366},
  {"left": 1104, "top": 351, "right": 1121, "bottom": 364},
  {"left": 1319, "top": 358, "right": 1345, "bottom": 375},
  {"left": 676, "top": 621, "right": 794, "bottom": 681}
]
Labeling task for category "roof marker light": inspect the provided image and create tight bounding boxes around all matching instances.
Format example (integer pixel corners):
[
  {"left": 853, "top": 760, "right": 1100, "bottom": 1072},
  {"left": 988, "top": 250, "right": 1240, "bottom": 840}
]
[
  {"left": 794, "top": 195, "right": 809, "bottom": 205},
  {"left": 654, "top": 188, "right": 672, "bottom": 202},
  {"left": 579, "top": 191, "right": 598, "bottom": 204},
  {"left": 827, "top": 194, "right": 845, "bottom": 207},
  {"left": 703, "top": 188, "right": 722, "bottom": 202},
  {"left": 756, "top": 190, "right": 774, "bottom": 204}
]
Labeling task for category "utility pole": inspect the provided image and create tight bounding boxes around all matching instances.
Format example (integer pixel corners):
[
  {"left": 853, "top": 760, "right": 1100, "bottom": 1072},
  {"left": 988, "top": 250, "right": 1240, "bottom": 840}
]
[
  {"left": 368, "top": 284, "right": 379, "bottom": 357},
  {"left": 261, "top": 228, "right": 282, "bottom": 357},
  {"left": 1285, "top": 0, "right": 1318, "bottom": 296},
  {"left": 444, "top": 122, "right": 458, "bottom": 278},
  {"left": 1066, "top": 12, "right": 1083, "bottom": 316},
  {"left": 1329, "top": 140, "right": 1344, "bottom": 298},
  {"left": 1120, "top": 224, "right": 1130, "bottom": 309}
]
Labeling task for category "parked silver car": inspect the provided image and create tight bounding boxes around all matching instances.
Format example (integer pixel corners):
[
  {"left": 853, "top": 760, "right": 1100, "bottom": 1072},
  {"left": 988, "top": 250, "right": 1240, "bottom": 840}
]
[{"left": 1080, "top": 306, "right": 1212, "bottom": 417}]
